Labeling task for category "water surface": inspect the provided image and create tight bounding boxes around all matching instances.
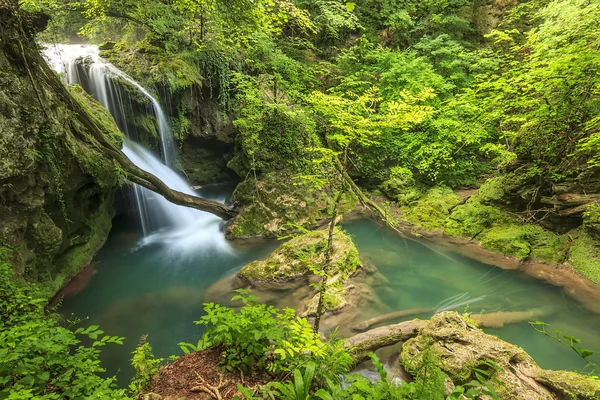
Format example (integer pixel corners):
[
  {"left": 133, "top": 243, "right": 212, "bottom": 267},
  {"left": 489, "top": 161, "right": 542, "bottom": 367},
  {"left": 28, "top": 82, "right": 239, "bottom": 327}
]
[{"left": 62, "top": 212, "right": 600, "bottom": 383}]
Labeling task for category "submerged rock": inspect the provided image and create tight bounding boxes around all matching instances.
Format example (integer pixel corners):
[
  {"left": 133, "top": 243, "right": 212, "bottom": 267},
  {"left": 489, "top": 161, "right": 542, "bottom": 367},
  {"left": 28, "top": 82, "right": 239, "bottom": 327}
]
[{"left": 238, "top": 228, "right": 361, "bottom": 282}]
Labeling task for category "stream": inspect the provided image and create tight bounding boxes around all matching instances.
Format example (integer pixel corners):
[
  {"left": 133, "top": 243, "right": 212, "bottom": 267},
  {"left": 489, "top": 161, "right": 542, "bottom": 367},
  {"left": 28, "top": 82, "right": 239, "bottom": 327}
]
[{"left": 44, "top": 44, "right": 600, "bottom": 385}]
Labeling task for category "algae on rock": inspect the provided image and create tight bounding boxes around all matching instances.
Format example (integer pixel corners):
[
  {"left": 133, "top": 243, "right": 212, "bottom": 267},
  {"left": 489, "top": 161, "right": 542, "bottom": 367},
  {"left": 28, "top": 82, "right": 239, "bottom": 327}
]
[
  {"left": 238, "top": 228, "right": 361, "bottom": 281},
  {"left": 237, "top": 228, "right": 362, "bottom": 314}
]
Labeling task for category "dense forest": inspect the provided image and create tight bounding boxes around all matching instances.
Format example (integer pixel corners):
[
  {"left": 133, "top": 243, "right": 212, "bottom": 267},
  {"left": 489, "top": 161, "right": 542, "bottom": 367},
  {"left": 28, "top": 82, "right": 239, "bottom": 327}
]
[{"left": 1, "top": 0, "right": 600, "bottom": 398}]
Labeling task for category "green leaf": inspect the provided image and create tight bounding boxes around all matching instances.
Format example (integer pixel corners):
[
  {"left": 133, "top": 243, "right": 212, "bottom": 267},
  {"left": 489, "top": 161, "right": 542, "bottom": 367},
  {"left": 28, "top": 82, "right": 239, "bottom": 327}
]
[{"left": 345, "top": 2, "right": 356, "bottom": 12}]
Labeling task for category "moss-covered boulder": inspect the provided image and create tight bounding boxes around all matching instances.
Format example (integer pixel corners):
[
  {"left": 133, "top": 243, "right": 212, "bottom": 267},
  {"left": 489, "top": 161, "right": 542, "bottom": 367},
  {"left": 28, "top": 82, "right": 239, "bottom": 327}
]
[
  {"left": 568, "top": 229, "right": 600, "bottom": 284},
  {"left": 239, "top": 228, "right": 360, "bottom": 281},
  {"left": 444, "top": 197, "right": 502, "bottom": 238},
  {"left": 379, "top": 167, "right": 425, "bottom": 206},
  {"left": 401, "top": 312, "right": 600, "bottom": 400},
  {"left": 402, "top": 186, "right": 461, "bottom": 231},
  {"left": 226, "top": 171, "right": 358, "bottom": 238},
  {"left": 237, "top": 228, "right": 361, "bottom": 314},
  {"left": 0, "top": 16, "right": 121, "bottom": 292}
]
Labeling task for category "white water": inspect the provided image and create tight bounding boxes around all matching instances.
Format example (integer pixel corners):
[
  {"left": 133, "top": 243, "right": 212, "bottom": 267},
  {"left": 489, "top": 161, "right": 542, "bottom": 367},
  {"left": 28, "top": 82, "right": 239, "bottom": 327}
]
[{"left": 43, "top": 44, "right": 230, "bottom": 252}]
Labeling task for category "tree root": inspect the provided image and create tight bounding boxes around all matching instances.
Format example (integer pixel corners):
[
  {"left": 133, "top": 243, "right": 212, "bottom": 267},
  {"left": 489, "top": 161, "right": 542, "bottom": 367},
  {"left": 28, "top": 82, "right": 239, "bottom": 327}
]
[{"left": 191, "top": 373, "right": 228, "bottom": 400}]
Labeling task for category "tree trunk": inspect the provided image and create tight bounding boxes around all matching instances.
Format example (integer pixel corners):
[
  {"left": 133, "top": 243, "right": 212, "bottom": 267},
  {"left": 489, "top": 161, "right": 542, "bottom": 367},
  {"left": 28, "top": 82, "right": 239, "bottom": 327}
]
[{"left": 14, "top": 14, "right": 237, "bottom": 221}]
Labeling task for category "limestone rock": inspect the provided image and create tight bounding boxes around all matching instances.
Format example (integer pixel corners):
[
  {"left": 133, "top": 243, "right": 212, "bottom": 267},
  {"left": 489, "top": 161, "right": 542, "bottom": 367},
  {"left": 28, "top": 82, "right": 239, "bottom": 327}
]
[{"left": 401, "top": 312, "right": 600, "bottom": 400}]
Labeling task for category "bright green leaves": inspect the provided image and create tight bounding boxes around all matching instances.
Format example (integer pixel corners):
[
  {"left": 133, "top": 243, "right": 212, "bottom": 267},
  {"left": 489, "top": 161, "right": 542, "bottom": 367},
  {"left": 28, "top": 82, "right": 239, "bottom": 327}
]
[
  {"left": 193, "top": 289, "right": 353, "bottom": 380},
  {"left": 0, "top": 260, "right": 129, "bottom": 399}
]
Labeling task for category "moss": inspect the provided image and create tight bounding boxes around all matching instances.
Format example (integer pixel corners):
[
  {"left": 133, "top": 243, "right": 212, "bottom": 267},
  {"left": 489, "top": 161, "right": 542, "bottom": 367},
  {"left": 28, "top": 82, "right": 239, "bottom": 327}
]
[
  {"left": 568, "top": 230, "right": 600, "bottom": 284},
  {"left": 101, "top": 41, "right": 203, "bottom": 93},
  {"left": 227, "top": 171, "right": 358, "bottom": 238},
  {"left": 527, "top": 227, "right": 569, "bottom": 265},
  {"left": 444, "top": 197, "right": 503, "bottom": 238},
  {"left": 67, "top": 85, "right": 123, "bottom": 189},
  {"left": 379, "top": 167, "right": 425, "bottom": 206},
  {"left": 51, "top": 197, "right": 113, "bottom": 294},
  {"left": 479, "top": 225, "right": 532, "bottom": 260},
  {"left": 583, "top": 203, "right": 600, "bottom": 240},
  {"left": 238, "top": 228, "right": 361, "bottom": 281},
  {"left": 537, "top": 370, "right": 600, "bottom": 399},
  {"left": 477, "top": 176, "right": 507, "bottom": 204},
  {"left": 402, "top": 186, "right": 461, "bottom": 231}
]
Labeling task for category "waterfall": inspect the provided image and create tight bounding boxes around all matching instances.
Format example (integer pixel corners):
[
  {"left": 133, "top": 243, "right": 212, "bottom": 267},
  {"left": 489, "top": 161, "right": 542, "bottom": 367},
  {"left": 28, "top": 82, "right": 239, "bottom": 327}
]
[{"left": 43, "top": 44, "right": 230, "bottom": 252}]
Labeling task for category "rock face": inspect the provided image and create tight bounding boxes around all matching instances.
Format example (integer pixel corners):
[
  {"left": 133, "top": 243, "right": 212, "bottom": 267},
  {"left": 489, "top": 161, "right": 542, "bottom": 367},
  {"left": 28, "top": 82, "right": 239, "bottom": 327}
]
[
  {"left": 100, "top": 42, "right": 238, "bottom": 184},
  {"left": 236, "top": 228, "right": 362, "bottom": 314},
  {"left": 0, "top": 9, "right": 120, "bottom": 289},
  {"left": 401, "top": 312, "right": 600, "bottom": 400}
]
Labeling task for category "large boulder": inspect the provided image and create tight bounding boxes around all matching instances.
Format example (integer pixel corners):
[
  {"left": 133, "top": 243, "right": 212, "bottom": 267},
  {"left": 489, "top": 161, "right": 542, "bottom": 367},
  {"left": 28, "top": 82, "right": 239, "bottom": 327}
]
[
  {"left": 0, "top": 11, "right": 120, "bottom": 290},
  {"left": 401, "top": 312, "right": 600, "bottom": 400},
  {"left": 236, "top": 228, "right": 362, "bottom": 314}
]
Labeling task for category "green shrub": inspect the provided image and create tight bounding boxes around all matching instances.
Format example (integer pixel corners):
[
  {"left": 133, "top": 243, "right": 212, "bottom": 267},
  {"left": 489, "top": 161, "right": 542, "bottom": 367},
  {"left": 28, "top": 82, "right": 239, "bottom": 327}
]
[
  {"left": 129, "top": 337, "right": 164, "bottom": 392},
  {"left": 187, "top": 290, "right": 353, "bottom": 382},
  {"left": 0, "top": 256, "right": 130, "bottom": 399}
]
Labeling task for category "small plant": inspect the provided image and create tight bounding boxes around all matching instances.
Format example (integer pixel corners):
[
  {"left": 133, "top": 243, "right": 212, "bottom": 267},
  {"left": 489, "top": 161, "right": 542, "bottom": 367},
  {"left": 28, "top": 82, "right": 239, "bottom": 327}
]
[
  {"left": 530, "top": 321, "right": 600, "bottom": 374},
  {"left": 448, "top": 360, "right": 502, "bottom": 400},
  {"left": 129, "top": 335, "right": 164, "bottom": 392},
  {"left": 0, "top": 257, "right": 129, "bottom": 399}
]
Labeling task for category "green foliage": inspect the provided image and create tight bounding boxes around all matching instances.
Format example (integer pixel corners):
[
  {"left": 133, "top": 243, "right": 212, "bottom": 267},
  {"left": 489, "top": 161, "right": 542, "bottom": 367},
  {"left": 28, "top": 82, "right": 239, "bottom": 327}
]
[
  {"left": 129, "top": 337, "right": 164, "bottom": 392},
  {"left": 192, "top": 290, "right": 353, "bottom": 381},
  {"left": 0, "top": 256, "right": 130, "bottom": 399},
  {"left": 530, "top": 322, "right": 600, "bottom": 376}
]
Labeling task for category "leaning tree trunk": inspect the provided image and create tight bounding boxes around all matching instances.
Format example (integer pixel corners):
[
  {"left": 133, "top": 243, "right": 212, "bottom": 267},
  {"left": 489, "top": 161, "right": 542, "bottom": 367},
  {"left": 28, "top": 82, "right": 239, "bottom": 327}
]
[{"left": 2, "top": 3, "right": 237, "bottom": 221}]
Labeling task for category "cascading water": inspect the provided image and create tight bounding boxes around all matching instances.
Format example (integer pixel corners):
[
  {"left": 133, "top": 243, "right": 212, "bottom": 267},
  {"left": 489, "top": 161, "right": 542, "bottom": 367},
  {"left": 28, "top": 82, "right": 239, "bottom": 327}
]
[{"left": 43, "top": 44, "right": 230, "bottom": 253}]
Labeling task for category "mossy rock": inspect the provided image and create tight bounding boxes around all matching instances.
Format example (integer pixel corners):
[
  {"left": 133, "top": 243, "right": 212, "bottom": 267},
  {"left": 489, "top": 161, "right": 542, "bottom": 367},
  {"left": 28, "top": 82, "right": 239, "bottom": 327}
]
[
  {"left": 0, "top": 37, "right": 120, "bottom": 290},
  {"left": 537, "top": 370, "right": 600, "bottom": 400},
  {"left": 402, "top": 186, "right": 461, "bottom": 231},
  {"left": 568, "top": 229, "right": 600, "bottom": 284},
  {"left": 444, "top": 197, "right": 503, "bottom": 238},
  {"left": 379, "top": 167, "right": 425, "bottom": 206},
  {"left": 401, "top": 312, "right": 600, "bottom": 400},
  {"left": 583, "top": 204, "right": 600, "bottom": 240},
  {"left": 100, "top": 41, "right": 203, "bottom": 93},
  {"left": 477, "top": 173, "right": 532, "bottom": 205},
  {"left": 479, "top": 224, "right": 568, "bottom": 263},
  {"left": 238, "top": 228, "right": 361, "bottom": 281},
  {"left": 226, "top": 171, "right": 358, "bottom": 238}
]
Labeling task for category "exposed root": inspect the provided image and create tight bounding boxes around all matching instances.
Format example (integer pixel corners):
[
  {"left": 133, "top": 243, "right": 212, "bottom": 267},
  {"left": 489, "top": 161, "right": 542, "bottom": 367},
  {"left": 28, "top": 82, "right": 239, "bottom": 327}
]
[{"left": 191, "top": 373, "right": 228, "bottom": 400}]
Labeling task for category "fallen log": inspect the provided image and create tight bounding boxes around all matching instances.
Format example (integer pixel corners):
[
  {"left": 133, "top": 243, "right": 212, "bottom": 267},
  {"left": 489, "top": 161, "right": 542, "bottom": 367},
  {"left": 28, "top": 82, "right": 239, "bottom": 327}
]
[
  {"left": 344, "top": 319, "right": 426, "bottom": 363},
  {"left": 470, "top": 308, "right": 550, "bottom": 329},
  {"left": 352, "top": 308, "right": 432, "bottom": 332}
]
